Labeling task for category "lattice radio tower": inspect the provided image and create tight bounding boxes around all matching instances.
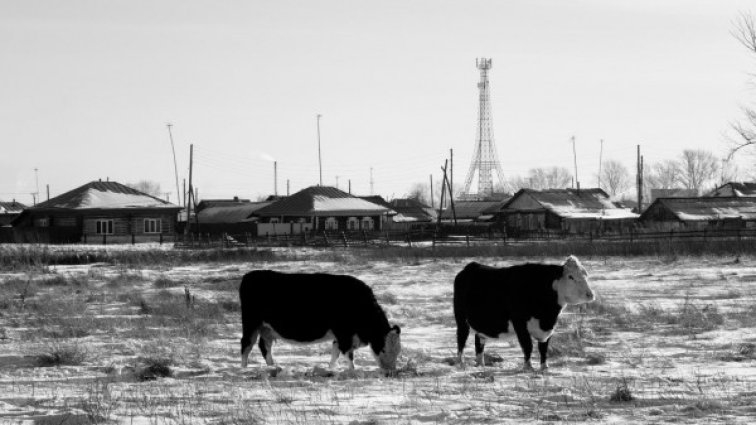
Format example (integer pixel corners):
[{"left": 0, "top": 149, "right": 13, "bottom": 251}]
[{"left": 462, "top": 58, "right": 505, "bottom": 199}]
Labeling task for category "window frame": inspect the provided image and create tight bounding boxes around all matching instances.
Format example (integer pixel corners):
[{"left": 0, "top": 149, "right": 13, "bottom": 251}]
[
  {"left": 95, "top": 219, "right": 114, "bottom": 235},
  {"left": 143, "top": 218, "right": 162, "bottom": 234}
]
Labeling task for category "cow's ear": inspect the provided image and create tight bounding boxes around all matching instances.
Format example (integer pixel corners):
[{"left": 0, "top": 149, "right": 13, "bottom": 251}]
[{"left": 392, "top": 325, "right": 401, "bottom": 334}]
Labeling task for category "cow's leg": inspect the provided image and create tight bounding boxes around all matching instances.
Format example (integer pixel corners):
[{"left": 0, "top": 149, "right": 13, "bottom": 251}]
[
  {"left": 513, "top": 321, "right": 534, "bottom": 370},
  {"left": 240, "top": 327, "right": 260, "bottom": 368},
  {"left": 336, "top": 336, "right": 354, "bottom": 369},
  {"left": 537, "top": 338, "right": 550, "bottom": 370},
  {"left": 329, "top": 341, "right": 340, "bottom": 369},
  {"left": 474, "top": 334, "right": 486, "bottom": 366},
  {"left": 456, "top": 322, "right": 470, "bottom": 365},
  {"left": 258, "top": 327, "right": 275, "bottom": 366}
]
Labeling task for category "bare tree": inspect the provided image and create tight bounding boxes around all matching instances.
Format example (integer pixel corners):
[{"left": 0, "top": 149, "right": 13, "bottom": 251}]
[
  {"left": 527, "top": 167, "right": 573, "bottom": 190},
  {"left": 127, "top": 180, "right": 162, "bottom": 197},
  {"left": 599, "top": 160, "right": 631, "bottom": 197},
  {"left": 647, "top": 159, "right": 682, "bottom": 189},
  {"left": 730, "top": 12, "right": 756, "bottom": 158},
  {"left": 404, "top": 182, "right": 441, "bottom": 207},
  {"left": 678, "top": 149, "right": 719, "bottom": 194}
]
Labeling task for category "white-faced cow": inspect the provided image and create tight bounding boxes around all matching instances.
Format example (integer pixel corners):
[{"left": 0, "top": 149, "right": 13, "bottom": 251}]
[
  {"left": 239, "top": 270, "right": 401, "bottom": 371},
  {"left": 453, "top": 255, "right": 595, "bottom": 370}
]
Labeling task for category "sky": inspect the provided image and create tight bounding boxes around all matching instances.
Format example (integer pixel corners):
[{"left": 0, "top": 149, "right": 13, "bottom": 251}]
[{"left": 1, "top": 0, "right": 755, "bottom": 205}]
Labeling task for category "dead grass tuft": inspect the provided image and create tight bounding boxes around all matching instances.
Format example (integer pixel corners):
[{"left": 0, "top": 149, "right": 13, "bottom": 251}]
[
  {"left": 609, "top": 377, "right": 635, "bottom": 402},
  {"left": 36, "top": 343, "right": 88, "bottom": 367}
]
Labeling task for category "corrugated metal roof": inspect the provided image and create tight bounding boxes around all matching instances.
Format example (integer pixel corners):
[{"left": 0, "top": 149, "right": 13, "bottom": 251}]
[
  {"left": 0, "top": 201, "right": 26, "bottom": 214},
  {"left": 441, "top": 201, "right": 502, "bottom": 219},
  {"left": 503, "top": 188, "right": 638, "bottom": 220},
  {"left": 29, "top": 181, "right": 179, "bottom": 210},
  {"left": 389, "top": 198, "right": 434, "bottom": 222},
  {"left": 254, "top": 186, "right": 390, "bottom": 216},
  {"left": 197, "top": 202, "right": 270, "bottom": 223},
  {"left": 646, "top": 197, "right": 756, "bottom": 221},
  {"left": 708, "top": 182, "right": 756, "bottom": 198}
]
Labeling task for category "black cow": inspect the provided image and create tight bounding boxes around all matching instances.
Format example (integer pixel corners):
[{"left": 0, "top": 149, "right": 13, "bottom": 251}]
[
  {"left": 239, "top": 270, "right": 401, "bottom": 371},
  {"left": 453, "top": 255, "right": 594, "bottom": 370}
]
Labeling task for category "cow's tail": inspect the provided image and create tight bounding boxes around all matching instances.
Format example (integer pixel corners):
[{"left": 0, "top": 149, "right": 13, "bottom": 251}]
[{"left": 239, "top": 272, "right": 261, "bottom": 367}]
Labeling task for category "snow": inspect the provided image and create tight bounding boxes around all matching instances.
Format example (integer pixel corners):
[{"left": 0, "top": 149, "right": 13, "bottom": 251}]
[
  {"left": 79, "top": 188, "right": 176, "bottom": 209},
  {"left": 0, "top": 253, "right": 754, "bottom": 424},
  {"left": 311, "top": 195, "right": 389, "bottom": 214}
]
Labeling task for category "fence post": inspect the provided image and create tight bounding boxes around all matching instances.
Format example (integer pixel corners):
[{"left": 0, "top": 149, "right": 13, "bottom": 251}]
[
  {"left": 432, "top": 232, "right": 436, "bottom": 249},
  {"left": 362, "top": 230, "right": 368, "bottom": 246},
  {"left": 102, "top": 235, "right": 107, "bottom": 245},
  {"left": 385, "top": 231, "right": 390, "bottom": 245},
  {"left": 406, "top": 233, "right": 412, "bottom": 248},
  {"left": 323, "top": 231, "right": 330, "bottom": 247},
  {"left": 159, "top": 233, "right": 163, "bottom": 245},
  {"left": 131, "top": 233, "right": 135, "bottom": 245},
  {"left": 466, "top": 234, "right": 470, "bottom": 247},
  {"left": 341, "top": 232, "right": 348, "bottom": 248}
]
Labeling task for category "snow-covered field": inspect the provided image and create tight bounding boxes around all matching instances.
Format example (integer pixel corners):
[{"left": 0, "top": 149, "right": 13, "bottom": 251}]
[{"left": 1, "top": 251, "right": 755, "bottom": 424}]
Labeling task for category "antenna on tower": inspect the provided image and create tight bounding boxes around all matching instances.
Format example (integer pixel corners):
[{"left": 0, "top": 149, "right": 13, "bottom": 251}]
[{"left": 462, "top": 58, "right": 505, "bottom": 199}]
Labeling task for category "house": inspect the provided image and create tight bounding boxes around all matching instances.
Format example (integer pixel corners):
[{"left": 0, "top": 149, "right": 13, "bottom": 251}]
[
  {"left": 11, "top": 180, "right": 181, "bottom": 244},
  {"left": 707, "top": 182, "right": 756, "bottom": 198},
  {"left": 388, "top": 198, "right": 435, "bottom": 224},
  {"left": 497, "top": 188, "right": 638, "bottom": 235},
  {"left": 252, "top": 186, "right": 390, "bottom": 235},
  {"left": 193, "top": 201, "right": 271, "bottom": 236},
  {"left": 649, "top": 188, "right": 698, "bottom": 205},
  {"left": 640, "top": 197, "right": 756, "bottom": 230},
  {"left": 0, "top": 200, "right": 26, "bottom": 227},
  {"left": 440, "top": 200, "right": 505, "bottom": 223}
]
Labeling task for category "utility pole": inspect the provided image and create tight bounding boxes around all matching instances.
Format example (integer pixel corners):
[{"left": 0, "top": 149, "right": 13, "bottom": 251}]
[
  {"left": 316, "top": 114, "right": 323, "bottom": 186},
  {"left": 450, "top": 148, "right": 454, "bottom": 198},
  {"left": 636, "top": 145, "right": 643, "bottom": 213},
  {"left": 287, "top": 179, "right": 290, "bottom": 196},
  {"left": 598, "top": 139, "right": 603, "bottom": 189},
  {"left": 34, "top": 168, "right": 39, "bottom": 205},
  {"left": 185, "top": 144, "right": 194, "bottom": 235},
  {"left": 182, "top": 179, "right": 186, "bottom": 210},
  {"left": 571, "top": 136, "right": 579, "bottom": 190},
  {"left": 166, "top": 124, "right": 181, "bottom": 205},
  {"left": 429, "top": 174, "right": 434, "bottom": 209},
  {"left": 273, "top": 161, "right": 278, "bottom": 196},
  {"left": 348, "top": 179, "right": 352, "bottom": 194},
  {"left": 46, "top": 184, "right": 49, "bottom": 201}
]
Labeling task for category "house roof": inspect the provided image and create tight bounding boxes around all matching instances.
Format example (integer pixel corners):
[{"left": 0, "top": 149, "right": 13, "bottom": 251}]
[
  {"left": 0, "top": 200, "right": 26, "bottom": 215},
  {"left": 441, "top": 200, "right": 503, "bottom": 220},
  {"left": 642, "top": 197, "right": 756, "bottom": 221},
  {"left": 196, "top": 198, "right": 251, "bottom": 211},
  {"left": 254, "top": 186, "right": 390, "bottom": 217},
  {"left": 389, "top": 198, "right": 435, "bottom": 223},
  {"left": 708, "top": 182, "right": 756, "bottom": 198},
  {"left": 502, "top": 188, "right": 638, "bottom": 220},
  {"left": 197, "top": 202, "right": 271, "bottom": 223},
  {"left": 29, "top": 181, "right": 180, "bottom": 211}
]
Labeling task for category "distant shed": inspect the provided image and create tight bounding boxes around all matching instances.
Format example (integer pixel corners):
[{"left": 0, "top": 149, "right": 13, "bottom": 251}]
[
  {"left": 707, "top": 182, "right": 756, "bottom": 198},
  {"left": 192, "top": 202, "right": 271, "bottom": 236},
  {"left": 640, "top": 197, "right": 756, "bottom": 230},
  {"left": 498, "top": 188, "right": 638, "bottom": 235}
]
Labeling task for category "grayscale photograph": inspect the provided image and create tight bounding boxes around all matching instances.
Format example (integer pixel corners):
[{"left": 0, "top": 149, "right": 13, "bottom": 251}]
[{"left": 1, "top": 1, "right": 755, "bottom": 423}]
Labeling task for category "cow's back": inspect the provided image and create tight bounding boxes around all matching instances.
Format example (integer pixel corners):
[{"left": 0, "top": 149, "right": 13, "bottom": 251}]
[
  {"left": 239, "top": 270, "right": 388, "bottom": 342},
  {"left": 454, "top": 262, "right": 563, "bottom": 328}
]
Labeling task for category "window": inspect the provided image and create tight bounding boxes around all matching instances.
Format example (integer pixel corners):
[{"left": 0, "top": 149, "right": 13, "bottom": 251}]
[
  {"left": 144, "top": 218, "right": 161, "bottom": 234},
  {"left": 362, "top": 217, "right": 374, "bottom": 230},
  {"left": 324, "top": 217, "right": 338, "bottom": 230},
  {"left": 347, "top": 217, "right": 359, "bottom": 230},
  {"left": 96, "top": 219, "right": 114, "bottom": 235}
]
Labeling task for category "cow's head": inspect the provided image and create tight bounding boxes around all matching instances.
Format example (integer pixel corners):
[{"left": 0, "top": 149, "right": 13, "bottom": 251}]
[
  {"left": 553, "top": 255, "right": 595, "bottom": 306},
  {"left": 377, "top": 325, "right": 401, "bottom": 371}
]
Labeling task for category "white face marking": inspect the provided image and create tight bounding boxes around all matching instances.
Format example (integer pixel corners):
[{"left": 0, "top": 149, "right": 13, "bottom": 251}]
[
  {"left": 526, "top": 317, "right": 554, "bottom": 342},
  {"left": 553, "top": 255, "right": 595, "bottom": 306}
]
